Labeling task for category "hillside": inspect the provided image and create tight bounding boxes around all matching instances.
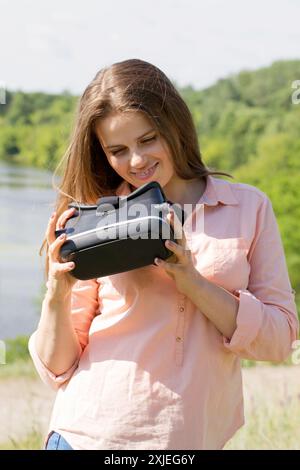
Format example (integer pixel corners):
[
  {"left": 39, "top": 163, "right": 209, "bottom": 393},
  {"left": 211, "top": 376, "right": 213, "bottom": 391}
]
[{"left": 1, "top": 59, "right": 299, "bottom": 312}]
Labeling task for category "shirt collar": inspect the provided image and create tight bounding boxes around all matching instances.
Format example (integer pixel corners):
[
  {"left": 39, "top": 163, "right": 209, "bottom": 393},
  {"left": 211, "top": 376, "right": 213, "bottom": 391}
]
[
  {"left": 198, "top": 175, "right": 239, "bottom": 206},
  {"left": 116, "top": 175, "right": 239, "bottom": 207}
]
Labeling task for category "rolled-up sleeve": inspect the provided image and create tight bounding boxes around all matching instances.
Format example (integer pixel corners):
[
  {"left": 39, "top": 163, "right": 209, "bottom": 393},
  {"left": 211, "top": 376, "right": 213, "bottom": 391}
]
[
  {"left": 28, "top": 331, "right": 80, "bottom": 390},
  {"left": 224, "top": 195, "right": 299, "bottom": 362},
  {"left": 69, "top": 278, "right": 100, "bottom": 351},
  {"left": 28, "top": 278, "right": 100, "bottom": 390}
]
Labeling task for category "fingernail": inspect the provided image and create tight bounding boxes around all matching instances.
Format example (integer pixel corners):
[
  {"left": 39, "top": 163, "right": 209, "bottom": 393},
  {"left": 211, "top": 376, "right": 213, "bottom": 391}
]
[
  {"left": 154, "top": 258, "right": 161, "bottom": 265},
  {"left": 51, "top": 212, "right": 56, "bottom": 219},
  {"left": 59, "top": 233, "right": 66, "bottom": 239}
]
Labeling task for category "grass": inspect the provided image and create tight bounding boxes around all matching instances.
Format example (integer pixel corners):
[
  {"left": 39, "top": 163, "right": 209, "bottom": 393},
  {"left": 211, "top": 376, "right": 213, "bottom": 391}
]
[
  {"left": 0, "top": 359, "right": 38, "bottom": 380},
  {"left": 224, "top": 366, "right": 300, "bottom": 450},
  {"left": 2, "top": 387, "right": 300, "bottom": 450},
  {"left": 0, "top": 360, "right": 299, "bottom": 450},
  {"left": 224, "top": 398, "right": 300, "bottom": 449},
  {"left": 0, "top": 430, "right": 43, "bottom": 450}
]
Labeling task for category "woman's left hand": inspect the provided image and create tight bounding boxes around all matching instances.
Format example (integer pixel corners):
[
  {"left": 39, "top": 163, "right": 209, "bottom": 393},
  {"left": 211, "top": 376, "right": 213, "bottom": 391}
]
[{"left": 154, "top": 209, "right": 200, "bottom": 295}]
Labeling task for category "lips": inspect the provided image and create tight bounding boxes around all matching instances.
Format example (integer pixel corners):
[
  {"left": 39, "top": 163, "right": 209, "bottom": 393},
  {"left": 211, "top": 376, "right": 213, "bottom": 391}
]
[{"left": 131, "top": 162, "right": 158, "bottom": 180}]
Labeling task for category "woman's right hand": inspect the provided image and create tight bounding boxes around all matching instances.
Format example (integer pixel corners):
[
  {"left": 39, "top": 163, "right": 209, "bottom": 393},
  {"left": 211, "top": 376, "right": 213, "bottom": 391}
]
[{"left": 46, "top": 207, "right": 78, "bottom": 299}]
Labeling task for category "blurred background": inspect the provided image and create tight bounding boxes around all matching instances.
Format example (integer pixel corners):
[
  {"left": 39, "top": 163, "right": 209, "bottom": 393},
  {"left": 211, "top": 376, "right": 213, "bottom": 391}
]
[{"left": 0, "top": 0, "right": 299, "bottom": 450}]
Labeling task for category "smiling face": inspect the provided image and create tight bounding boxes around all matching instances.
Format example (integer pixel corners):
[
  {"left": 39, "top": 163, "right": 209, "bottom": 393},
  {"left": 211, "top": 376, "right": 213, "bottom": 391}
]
[{"left": 94, "top": 111, "right": 181, "bottom": 190}]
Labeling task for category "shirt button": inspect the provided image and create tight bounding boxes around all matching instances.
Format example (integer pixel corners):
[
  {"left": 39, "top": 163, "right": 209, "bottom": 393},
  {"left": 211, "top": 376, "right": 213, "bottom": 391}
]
[
  {"left": 176, "top": 337, "right": 182, "bottom": 342},
  {"left": 179, "top": 307, "right": 184, "bottom": 312}
]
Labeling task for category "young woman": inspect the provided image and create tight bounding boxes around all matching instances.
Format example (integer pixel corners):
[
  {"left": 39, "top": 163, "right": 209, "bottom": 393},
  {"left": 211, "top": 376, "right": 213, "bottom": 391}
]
[{"left": 28, "top": 59, "right": 298, "bottom": 450}]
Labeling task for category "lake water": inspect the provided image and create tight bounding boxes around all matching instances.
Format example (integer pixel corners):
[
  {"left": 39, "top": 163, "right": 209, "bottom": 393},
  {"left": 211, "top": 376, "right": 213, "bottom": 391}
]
[{"left": 0, "top": 162, "right": 58, "bottom": 339}]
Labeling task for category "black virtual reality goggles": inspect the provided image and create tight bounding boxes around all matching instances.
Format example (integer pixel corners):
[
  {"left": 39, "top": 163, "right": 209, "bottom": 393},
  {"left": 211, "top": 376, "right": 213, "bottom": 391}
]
[{"left": 55, "top": 181, "right": 186, "bottom": 280}]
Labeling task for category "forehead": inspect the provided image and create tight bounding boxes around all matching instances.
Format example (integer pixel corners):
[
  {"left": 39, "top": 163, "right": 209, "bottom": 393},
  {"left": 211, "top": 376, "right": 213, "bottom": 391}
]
[{"left": 94, "top": 111, "right": 153, "bottom": 143}]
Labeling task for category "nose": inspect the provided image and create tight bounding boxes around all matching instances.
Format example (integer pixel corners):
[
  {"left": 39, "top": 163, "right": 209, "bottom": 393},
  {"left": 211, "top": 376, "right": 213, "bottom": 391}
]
[{"left": 130, "top": 151, "right": 148, "bottom": 170}]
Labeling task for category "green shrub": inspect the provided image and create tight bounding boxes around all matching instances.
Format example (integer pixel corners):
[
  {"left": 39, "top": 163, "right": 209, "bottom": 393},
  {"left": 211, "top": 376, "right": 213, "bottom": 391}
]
[{"left": 5, "top": 335, "right": 30, "bottom": 362}]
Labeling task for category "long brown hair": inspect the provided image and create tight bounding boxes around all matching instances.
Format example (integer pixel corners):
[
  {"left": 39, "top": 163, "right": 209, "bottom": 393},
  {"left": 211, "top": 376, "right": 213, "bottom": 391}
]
[{"left": 40, "top": 58, "right": 232, "bottom": 277}]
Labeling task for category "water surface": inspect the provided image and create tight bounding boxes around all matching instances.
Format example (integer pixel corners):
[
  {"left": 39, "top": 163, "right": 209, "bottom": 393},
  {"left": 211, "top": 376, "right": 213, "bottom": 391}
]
[{"left": 0, "top": 162, "right": 58, "bottom": 339}]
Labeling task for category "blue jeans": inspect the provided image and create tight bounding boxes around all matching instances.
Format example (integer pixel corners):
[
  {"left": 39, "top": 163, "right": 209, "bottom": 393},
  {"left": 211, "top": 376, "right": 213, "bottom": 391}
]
[{"left": 45, "top": 431, "right": 73, "bottom": 450}]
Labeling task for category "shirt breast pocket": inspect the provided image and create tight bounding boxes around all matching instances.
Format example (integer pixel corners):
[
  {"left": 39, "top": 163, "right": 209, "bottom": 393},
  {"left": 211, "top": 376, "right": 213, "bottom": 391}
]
[{"left": 212, "top": 238, "right": 250, "bottom": 292}]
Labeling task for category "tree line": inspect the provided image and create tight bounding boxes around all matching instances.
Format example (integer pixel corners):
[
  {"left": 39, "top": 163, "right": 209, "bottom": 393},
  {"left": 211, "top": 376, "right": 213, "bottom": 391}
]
[{"left": 1, "top": 59, "right": 299, "bottom": 316}]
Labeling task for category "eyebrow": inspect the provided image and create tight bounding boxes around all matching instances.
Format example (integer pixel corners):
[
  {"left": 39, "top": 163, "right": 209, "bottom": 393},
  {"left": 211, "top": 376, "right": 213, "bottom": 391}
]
[{"left": 104, "top": 128, "right": 155, "bottom": 150}]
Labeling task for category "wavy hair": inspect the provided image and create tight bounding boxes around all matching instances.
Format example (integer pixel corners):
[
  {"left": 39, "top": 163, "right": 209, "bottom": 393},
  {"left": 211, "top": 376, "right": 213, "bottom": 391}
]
[{"left": 40, "top": 58, "right": 232, "bottom": 276}]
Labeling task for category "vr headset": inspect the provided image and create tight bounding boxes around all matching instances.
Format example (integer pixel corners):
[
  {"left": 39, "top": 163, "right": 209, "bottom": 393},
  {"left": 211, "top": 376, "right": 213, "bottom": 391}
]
[{"left": 55, "top": 181, "right": 185, "bottom": 280}]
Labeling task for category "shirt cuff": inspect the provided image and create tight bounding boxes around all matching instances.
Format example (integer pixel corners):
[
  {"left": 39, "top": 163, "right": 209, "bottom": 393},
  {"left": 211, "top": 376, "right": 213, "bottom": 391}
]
[
  {"left": 28, "top": 331, "right": 80, "bottom": 390},
  {"left": 223, "top": 289, "right": 264, "bottom": 353}
]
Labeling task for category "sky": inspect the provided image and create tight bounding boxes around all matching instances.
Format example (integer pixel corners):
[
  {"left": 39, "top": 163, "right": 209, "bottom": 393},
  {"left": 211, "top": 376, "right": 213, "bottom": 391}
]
[{"left": 0, "top": 0, "right": 299, "bottom": 95}]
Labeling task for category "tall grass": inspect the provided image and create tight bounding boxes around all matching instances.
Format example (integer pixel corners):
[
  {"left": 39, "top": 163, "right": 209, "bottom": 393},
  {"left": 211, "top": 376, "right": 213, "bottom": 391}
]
[
  {"left": 0, "top": 360, "right": 38, "bottom": 380},
  {"left": 224, "top": 366, "right": 300, "bottom": 449},
  {"left": 0, "top": 342, "right": 299, "bottom": 450},
  {"left": 2, "top": 384, "right": 300, "bottom": 450},
  {"left": 0, "top": 430, "right": 43, "bottom": 450}
]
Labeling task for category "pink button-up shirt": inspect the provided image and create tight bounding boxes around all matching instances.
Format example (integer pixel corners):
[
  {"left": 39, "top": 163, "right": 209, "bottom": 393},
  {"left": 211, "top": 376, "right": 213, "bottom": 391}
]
[{"left": 28, "top": 175, "right": 298, "bottom": 450}]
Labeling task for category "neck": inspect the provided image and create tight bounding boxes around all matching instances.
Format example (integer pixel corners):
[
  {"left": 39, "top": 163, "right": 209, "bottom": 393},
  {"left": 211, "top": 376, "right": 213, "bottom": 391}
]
[
  {"left": 127, "top": 177, "right": 207, "bottom": 206},
  {"left": 162, "top": 177, "right": 206, "bottom": 207}
]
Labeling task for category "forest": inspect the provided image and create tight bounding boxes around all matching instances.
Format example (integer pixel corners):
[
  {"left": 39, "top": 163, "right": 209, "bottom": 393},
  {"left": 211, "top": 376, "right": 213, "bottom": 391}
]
[{"left": 1, "top": 59, "right": 299, "bottom": 315}]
